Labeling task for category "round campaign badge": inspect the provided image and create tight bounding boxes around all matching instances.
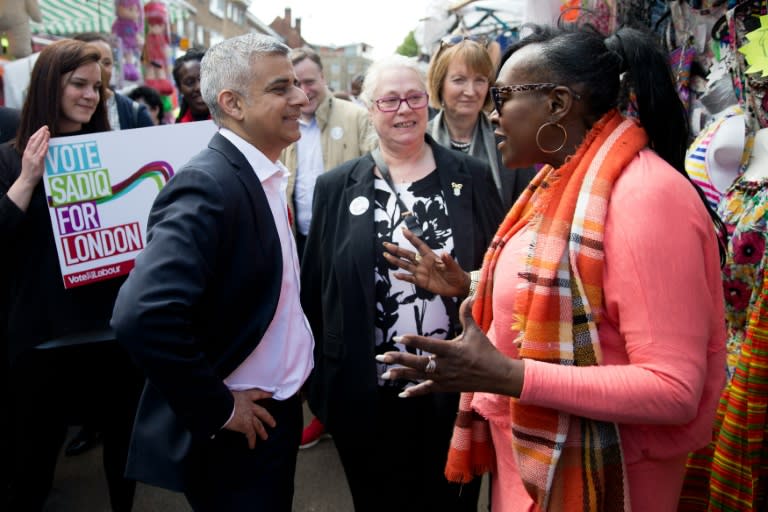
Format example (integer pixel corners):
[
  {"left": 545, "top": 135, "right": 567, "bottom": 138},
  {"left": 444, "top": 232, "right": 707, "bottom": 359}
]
[
  {"left": 330, "top": 126, "right": 344, "bottom": 140},
  {"left": 349, "top": 196, "right": 369, "bottom": 216}
]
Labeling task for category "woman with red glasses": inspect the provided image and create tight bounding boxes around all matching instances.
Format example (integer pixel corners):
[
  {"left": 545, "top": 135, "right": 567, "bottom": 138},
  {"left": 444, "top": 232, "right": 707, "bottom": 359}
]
[
  {"left": 300, "top": 54, "right": 503, "bottom": 511},
  {"left": 380, "top": 22, "right": 727, "bottom": 512}
]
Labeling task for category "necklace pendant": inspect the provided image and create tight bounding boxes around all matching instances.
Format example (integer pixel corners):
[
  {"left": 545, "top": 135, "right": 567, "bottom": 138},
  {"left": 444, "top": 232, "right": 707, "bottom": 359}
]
[{"left": 451, "top": 182, "right": 463, "bottom": 197}]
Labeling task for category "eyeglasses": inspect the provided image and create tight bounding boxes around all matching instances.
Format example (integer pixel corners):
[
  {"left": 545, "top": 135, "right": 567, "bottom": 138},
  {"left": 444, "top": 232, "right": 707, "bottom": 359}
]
[
  {"left": 374, "top": 92, "right": 429, "bottom": 112},
  {"left": 490, "top": 83, "right": 582, "bottom": 112}
]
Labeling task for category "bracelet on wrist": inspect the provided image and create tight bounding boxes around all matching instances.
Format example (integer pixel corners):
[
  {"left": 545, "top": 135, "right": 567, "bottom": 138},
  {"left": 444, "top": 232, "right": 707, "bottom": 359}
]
[{"left": 468, "top": 270, "right": 481, "bottom": 297}]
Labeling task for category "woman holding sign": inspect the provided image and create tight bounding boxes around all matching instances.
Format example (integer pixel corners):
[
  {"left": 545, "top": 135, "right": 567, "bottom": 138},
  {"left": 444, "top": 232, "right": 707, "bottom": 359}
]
[{"left": 0, "top": 39, "right": 140, "bottom": 512}]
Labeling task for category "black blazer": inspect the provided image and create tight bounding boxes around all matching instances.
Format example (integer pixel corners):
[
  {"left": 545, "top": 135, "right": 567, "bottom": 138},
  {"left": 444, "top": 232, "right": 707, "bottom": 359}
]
[
  {"left": 301, "top": 136, "right": 503, "bottom": 432},
  {"left": 111, "top": 133, "right": 283, "bottom": 491},
  {"left": 114, "top": 92, "right": 154, "bottom": 130},
  {"left": 0, "top": 107, "right": 20, "bottom": 143}
]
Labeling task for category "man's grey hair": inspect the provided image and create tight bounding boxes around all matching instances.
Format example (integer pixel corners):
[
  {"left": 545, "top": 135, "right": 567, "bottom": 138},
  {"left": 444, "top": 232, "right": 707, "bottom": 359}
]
[{"left": 201, "top": 33, "right": 290, "bottom": 124}]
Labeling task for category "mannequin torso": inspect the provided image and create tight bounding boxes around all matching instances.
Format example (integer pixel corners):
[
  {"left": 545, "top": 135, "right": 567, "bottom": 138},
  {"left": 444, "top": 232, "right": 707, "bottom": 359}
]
[
  {"left": 707, "top": 114, "right": 747, "bottom": 191},
  {"left": 742, "top": 127, "right": 768, "bottom": 181}
]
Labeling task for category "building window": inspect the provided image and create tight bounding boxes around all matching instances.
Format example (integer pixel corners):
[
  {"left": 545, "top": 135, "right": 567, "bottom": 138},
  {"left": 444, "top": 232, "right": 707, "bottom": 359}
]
[
  {"left": 347, "top": 63, "right": 356, "bottom": 74},
  {"left": 196, "top": 26, "right": 206, "bottom": 46},
  {"left": 229, "top": 5, "right": 243, "bottom": 24},
  {"left": 331, "top": 63, "right": 341, "bottom": 75},
  {"left": 209, "top": 30, "right": 224, "bottom": 47},
  {"left": 209, "top": 0, "right": 225, "bottom": 18}
]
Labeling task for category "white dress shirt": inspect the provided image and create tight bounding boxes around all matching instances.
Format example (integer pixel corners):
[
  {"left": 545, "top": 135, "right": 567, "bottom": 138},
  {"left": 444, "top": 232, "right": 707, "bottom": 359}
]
[
  {"left": 218, "top": 128, "right": 314, "bottom": 401},
  {"left": 294, "top": 117, "right": 324, "bottom": 235}
]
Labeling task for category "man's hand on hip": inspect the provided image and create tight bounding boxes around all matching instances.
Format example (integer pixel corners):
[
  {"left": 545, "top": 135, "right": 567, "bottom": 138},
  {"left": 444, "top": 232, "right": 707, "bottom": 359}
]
[{"left": 223, "top": 389, "right": 277, "bottom": 449}]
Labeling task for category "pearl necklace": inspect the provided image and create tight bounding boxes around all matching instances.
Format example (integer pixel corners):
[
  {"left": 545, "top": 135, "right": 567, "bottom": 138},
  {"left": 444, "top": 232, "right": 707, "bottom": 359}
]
[{"left": 450, "top": 139, "right": 471, "bottom": 151}]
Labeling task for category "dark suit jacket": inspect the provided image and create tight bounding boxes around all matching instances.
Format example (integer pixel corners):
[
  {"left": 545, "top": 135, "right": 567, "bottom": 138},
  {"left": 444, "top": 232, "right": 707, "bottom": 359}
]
[
  {"left": 0, "top": 107, "right": 20, "bottom": 144},
  {"left": 111, "top": 133, "right": 283, "bottom": 491},
  {"left": 301, "top": 136, "right": 503, "bottom": 432},
  {"left": 114, "top": 92, "right": 154, "bottom": 130}
]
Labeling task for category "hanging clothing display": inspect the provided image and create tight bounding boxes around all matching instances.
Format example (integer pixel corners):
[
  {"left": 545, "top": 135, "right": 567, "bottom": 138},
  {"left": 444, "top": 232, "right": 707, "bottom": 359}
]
[
  {"left": 679, "top": 177, "right": 768, "bottom": 511},
  {"left": 719, "top": 178, "right": 768, "bottom": 377}
]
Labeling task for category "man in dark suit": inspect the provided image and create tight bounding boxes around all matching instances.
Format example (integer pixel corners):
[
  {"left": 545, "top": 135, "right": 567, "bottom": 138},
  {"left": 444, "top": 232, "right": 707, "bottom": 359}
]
[{"left": 111, "top": 33, "right": 314, "bottom": 511}]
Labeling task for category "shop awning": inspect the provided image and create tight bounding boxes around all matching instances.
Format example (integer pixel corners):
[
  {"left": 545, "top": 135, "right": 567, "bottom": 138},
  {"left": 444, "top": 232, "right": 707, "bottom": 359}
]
[
  {"left": 32, "top": 0, "right": 114, "bottom": 36},
  {"left": 31, "top": 0, "right": 189, "bottom": 37}
]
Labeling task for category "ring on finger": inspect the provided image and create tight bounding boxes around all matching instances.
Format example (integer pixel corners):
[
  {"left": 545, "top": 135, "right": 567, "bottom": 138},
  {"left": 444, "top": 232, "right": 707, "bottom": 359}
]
[
  {"left": 414, "top": 253, "right": 422, "bottom": 263},
  {"left": 424, "top": 354, "right": 437, "bottom": 374}
]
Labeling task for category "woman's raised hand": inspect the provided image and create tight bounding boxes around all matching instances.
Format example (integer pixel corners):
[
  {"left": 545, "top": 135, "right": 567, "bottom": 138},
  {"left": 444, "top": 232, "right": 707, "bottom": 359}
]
[
  {"left": 382, "top": 227, "right": 471, "bottom": 298},
  {"left": 7, "top": 126, "right": 50, "bottom": 212}
]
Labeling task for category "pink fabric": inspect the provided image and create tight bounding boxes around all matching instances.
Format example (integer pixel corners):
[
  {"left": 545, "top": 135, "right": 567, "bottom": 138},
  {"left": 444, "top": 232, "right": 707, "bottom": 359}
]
[{"left": 472, "top": 150, "right": 727, "bottom": 511}]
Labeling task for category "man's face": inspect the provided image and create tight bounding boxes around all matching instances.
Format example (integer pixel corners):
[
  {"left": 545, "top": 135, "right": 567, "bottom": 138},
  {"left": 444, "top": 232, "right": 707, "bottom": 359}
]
[
  {"left": 351, "top": 77, "right": 363, "bottom": 97},
  {"left": 294, "top": 57, "right": 326, "bottom": 118},
  {"left": 239, "top": 54, "right": 309, "bottom": 161}
]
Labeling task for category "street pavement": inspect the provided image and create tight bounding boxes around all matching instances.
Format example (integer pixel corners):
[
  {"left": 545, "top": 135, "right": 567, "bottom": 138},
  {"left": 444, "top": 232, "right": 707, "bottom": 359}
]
[{"left": 43, "top": 405, "right": 489, "bottom": 511}]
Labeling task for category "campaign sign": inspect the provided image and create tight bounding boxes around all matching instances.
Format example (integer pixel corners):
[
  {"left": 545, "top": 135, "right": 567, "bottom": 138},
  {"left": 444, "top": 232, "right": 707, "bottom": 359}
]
[{"left": 43, "top": 121, "right": 218, "bottom": 288}]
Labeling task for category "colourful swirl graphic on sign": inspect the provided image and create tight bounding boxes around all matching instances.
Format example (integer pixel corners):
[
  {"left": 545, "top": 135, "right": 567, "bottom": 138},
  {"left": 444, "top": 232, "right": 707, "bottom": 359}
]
[
  {"left": 96, "top": 160, "right": 175, "bottom": 204},
  {"left": 46, "top": 160, "right": 175, "bottom": 207}
]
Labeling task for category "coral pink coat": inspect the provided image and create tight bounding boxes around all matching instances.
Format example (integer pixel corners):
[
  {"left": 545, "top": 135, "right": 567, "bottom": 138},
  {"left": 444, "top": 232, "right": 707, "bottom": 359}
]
[{"left": 473, "top": 150, "right": 727, "bottom": 512}]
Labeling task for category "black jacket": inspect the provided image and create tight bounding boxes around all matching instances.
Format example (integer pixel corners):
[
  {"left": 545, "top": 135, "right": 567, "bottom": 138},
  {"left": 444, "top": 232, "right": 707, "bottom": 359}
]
[
  {"left": 111, "top": 133, "right": 284, "bottom": 491},
  {"left": 115, "top": 92, "right": 154, "bottom": 130},
  {"left": 301, "top": 135, "right": 503, "bottom": 431}
]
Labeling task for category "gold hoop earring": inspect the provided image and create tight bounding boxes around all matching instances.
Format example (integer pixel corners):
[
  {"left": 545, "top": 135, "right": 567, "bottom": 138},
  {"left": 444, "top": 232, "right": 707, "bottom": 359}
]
[{"left": 535, "top": 122, "right": 567, "bottom": 154}]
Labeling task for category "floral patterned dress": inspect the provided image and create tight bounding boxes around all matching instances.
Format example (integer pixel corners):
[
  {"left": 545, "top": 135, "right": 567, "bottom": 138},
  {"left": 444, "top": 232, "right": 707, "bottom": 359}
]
[
  {"left": 372, "top": 171, "right": 456, "bottom": 388},
  {"left": 718, "top": 176, "right": 768, "bottom": 379}
]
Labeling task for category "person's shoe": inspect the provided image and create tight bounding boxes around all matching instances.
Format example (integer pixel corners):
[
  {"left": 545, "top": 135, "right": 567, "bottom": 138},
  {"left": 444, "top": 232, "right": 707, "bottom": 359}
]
[
  {"left": 65, "top": 427, "right": 102, "bottom": 456},
  {"left": 299, "top": 417, "right": 330, "bottom": 449}
]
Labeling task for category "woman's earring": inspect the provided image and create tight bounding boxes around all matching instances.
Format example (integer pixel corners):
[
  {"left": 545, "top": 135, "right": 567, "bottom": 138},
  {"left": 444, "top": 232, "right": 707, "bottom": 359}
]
[{"left": 536, "top": 121, "right": 567, "bottom": 153}]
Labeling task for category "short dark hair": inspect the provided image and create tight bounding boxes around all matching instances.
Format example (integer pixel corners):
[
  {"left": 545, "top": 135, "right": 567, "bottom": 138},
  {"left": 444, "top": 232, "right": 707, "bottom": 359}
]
[
  {"left": 15, "top": 39, "right": 110, "bottom": 152},
  {"left": 127, "top": 85, "right": 165, "bottom": 124},
  {"left": 172, "top": 47, "right": 206, "bottom": 87},
  {"left": 172, "top": 48, "right": 206, "bottom": 121}
]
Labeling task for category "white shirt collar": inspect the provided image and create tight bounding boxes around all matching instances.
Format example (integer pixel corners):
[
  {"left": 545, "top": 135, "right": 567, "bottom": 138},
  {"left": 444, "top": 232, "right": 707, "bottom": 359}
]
[{"left": 218, "top": 127, "right": 288, "bottom": 183}]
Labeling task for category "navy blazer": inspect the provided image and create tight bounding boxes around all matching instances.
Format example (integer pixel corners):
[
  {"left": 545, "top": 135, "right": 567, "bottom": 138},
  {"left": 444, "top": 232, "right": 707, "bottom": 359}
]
[
  {"left": 114, "top": 92, "right": 154, "bottom": 129},
  {"left": 300, "top": 135, "right": 503, "bottom": 432},
  {"left": 111, "top": 133, "right": 283, "bottom": 491}
]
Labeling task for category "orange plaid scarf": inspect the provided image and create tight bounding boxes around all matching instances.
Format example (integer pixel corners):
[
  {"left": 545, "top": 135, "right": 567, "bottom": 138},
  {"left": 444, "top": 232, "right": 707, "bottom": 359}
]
[{"left": 445, "top": 110, "right": 648, "bottom": 511}]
